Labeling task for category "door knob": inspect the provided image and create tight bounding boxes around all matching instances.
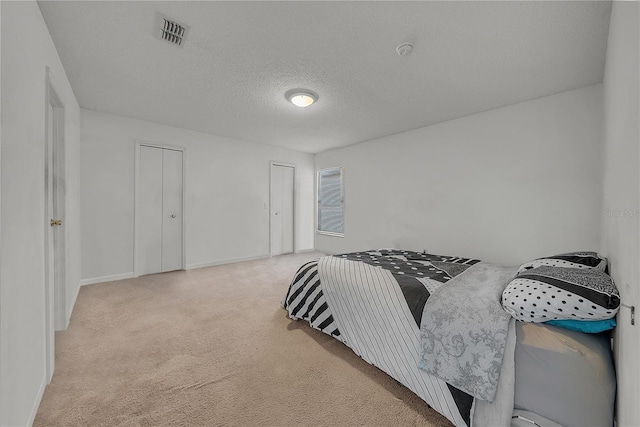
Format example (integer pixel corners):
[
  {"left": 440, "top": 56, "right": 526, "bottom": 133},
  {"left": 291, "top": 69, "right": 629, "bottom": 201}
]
[{"left": 50, "top": 219, "right": 62, "bottom": 226}]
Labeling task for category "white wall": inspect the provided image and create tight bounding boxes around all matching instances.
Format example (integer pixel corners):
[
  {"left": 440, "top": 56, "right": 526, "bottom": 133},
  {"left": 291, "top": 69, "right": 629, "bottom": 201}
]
[
  {"left": 316, "top": 85, "right": 604, "bottom": 266},
  {"left": 0, "top": 2, "right": 82, "bottom": 425},
  {"left": 601, "top": 2, "right": 640, "bottom": 426},
  {"left": 80, "top": 109, "right": 315, "bottom": 282}
]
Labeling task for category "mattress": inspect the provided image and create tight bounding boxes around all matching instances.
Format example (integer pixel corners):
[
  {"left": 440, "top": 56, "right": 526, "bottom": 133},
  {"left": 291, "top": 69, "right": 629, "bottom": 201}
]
[{"left": 513, "top": 322, "right": 615, "bottom": 427}]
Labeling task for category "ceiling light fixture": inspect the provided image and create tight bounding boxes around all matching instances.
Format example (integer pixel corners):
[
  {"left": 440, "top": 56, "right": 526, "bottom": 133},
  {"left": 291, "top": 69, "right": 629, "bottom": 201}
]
[{"left": 285, "top": 89, "right": 318, "bottom": 108}]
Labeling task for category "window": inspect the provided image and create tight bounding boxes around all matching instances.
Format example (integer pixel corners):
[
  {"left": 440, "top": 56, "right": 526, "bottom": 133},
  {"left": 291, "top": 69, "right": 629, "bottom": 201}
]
[{"left": 317, "top": 167, "right": 344, "bottom": 236}]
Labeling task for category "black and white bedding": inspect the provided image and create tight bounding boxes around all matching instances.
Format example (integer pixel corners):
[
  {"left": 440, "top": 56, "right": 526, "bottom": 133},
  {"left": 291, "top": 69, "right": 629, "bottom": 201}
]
[
  {"left": 282, "top": 249, "right": 514, "bottom": 427},
  {"left": 282, "top": 249, "right": 617, "bottom": 427}
]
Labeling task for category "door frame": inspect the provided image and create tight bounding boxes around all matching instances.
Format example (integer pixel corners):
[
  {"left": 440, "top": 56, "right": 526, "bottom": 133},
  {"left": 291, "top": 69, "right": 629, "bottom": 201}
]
[
  {"left": 269, "top": 161, "right": 296, "bottom": 256},
  {"left": 134, "top": 141, "right": 187, "bottom": 277},
  {"left": 44, "top": 67, "right": 67, "bottom": 382}
]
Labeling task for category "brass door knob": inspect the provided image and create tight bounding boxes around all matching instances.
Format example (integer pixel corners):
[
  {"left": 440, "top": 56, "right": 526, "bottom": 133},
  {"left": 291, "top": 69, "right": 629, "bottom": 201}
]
[{"left": 50, "top": 219, "right": 62, "bottom": 226}]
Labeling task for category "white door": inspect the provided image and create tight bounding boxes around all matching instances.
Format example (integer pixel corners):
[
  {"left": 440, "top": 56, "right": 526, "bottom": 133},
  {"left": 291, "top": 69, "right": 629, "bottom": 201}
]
[
  {"left": 138, "top": 145, "right": 183, "bottom": 275},
  {"left": 270, "top": 163, "right": 294, "bottom": 256},
  {"left": 161, "top": 149, "right": 183, "bottom": 272},
  {"left": 139, "top": 146, "right": 163, "bottom": 275},
  {"left": 44, "top": 100, "right": 55, "bottom": 383},
  {"left": 44, "top": 74, "right": 67, "bottom": 382}
]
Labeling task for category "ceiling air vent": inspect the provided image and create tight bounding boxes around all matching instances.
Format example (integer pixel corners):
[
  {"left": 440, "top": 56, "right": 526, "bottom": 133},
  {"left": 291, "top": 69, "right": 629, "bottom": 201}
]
[{"left": 155, "top": 13, "right": 189, "bottom": 47}]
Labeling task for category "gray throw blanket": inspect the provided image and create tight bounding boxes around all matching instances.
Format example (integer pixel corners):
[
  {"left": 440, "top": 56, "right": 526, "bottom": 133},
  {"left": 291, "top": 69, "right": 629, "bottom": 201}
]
[{"left": 419, "top": 263, "right": 517, "bottom": 402}]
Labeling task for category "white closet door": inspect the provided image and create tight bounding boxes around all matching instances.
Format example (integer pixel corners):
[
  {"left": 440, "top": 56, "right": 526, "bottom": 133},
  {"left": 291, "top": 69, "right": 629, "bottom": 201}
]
[
  {"left": 280, "top": 166, "right": 294, "bottom": 254},
  {"left": 270, "top": 166, "right": 283, "bottom": 255},
  {"left": 138, "top": 145, "right": 183, "bottom": 276},
  {"left": 270, "top": 164, "right": 294, "bottom": 256},
  {"left": 161, "top": 149, "right": 183, "bottom": 272},
  {"left": 139, "top": 146, "right": 164, "bottom": 275}
]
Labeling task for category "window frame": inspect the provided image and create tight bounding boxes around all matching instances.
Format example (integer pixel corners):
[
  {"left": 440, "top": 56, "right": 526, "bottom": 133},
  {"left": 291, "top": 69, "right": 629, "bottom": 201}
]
[{"left": 316, "top": 166, "right": 345, "bottom": 237}]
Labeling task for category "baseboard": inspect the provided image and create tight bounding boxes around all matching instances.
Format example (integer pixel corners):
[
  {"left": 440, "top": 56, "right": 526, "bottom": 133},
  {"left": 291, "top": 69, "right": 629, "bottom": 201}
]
[
  {"left": 81, "top": 252, "right": 310, "bottom": 280},
  {"left": 27, "top": 377, "right": 47, "bottom": 427},
  {"left": 186, "top": 254, "right": 270, "bottom": 270},
  {"left": 80, "top": 272, "right": 134, "bottom": 286},
  {"left": 66, "top": 281, "right": 81, "bottom": 327},
  {"left": 295, "top": 248, "right": 316, "bottom": 254}
]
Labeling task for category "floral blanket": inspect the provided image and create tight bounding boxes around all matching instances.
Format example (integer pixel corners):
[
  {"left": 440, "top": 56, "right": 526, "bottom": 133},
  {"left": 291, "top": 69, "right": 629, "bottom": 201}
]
[{"left": 419, "top": 262, "right": 517, "bottom": 402}]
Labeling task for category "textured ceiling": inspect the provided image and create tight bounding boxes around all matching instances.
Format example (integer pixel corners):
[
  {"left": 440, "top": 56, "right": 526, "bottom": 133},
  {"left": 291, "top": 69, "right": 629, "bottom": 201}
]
[{"left": 38, "top": 1, "right": 611, "bottom": 154}]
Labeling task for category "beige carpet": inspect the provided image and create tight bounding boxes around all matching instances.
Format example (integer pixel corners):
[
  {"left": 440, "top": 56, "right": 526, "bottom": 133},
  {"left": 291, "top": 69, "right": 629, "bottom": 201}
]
[{"left": 35, "top": 253, "right": 453, "bottom": 427}]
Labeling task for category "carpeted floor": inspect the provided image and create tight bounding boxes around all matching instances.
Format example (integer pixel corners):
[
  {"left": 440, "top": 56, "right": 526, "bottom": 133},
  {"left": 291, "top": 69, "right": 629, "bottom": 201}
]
[{"left": 34, "top": 253, "right": 453, "bottom": 427}]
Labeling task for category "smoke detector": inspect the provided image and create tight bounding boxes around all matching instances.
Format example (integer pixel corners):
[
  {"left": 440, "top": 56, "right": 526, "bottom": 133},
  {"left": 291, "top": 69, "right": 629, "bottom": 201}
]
[
  {"left": 155, "top": 13, "right": 190, "bottom": 47},
  {"left": 396, "top": 43, "right": 414, "bottom": 57}
]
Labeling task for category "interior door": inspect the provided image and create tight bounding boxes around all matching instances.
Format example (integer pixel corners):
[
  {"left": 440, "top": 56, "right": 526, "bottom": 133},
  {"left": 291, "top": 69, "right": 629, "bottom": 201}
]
[
  {"left": 270, "top": 163, "right": 294, "bottom": 256},
  {"left": 280, "top": 166, "right": 294, "bottom": 254},
  {"left": 161, "top": 149, "right": 183, "bottom": 272},
  {"left": 138, "top": 145, "right": 183, "bottom": 276},
  {"left": 139, "top": 146, "right": 163, "bottom": 276},
  {"left": 44, "top": 100, "right": 55, "bottom": 382},
  {"left": 44, "top": 74, "right": 67, "bottom": 381}
]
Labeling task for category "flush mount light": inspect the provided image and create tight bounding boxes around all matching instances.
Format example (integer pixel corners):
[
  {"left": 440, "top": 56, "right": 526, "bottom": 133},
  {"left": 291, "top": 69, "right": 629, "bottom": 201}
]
[{"left": 285, "top": 89, "right": 318, "bottom": 108}]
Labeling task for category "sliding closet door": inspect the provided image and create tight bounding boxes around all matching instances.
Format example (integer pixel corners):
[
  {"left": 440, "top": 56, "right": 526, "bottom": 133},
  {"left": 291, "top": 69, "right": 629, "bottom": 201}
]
[
  {"left": 139, "top": 146, "right": 164, "bottom": 275},
  {"left": 161, "top": 149, "right": 183, "bottom": 272},
  {"left": 137, "top": 144, "right": 184, "bottom": 276},
  {"left": 270, "top": 163, "right": 294, "bottom": 256},
  {"left": 280, "top": 165, "right": 294, "bottom": 254}
]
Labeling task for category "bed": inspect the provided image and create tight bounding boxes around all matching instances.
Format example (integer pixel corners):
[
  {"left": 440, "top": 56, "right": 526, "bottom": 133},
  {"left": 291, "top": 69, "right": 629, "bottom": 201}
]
[{"left": 282, "top": 249, "right": 617, "bottom": 427}]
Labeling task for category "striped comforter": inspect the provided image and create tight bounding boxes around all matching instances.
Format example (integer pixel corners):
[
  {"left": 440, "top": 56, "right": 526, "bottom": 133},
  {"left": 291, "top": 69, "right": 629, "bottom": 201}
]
[{"left": 282, "top": 250, "right": 489, "bottom": 427}]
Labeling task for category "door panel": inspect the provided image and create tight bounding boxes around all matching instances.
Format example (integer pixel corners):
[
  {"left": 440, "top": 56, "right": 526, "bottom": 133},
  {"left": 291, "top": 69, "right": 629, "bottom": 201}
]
[
  {"left": 45, "top": 101, "right": 55, "bottom": 382},
  {"left": 270, "top": 164, "right": 294, "bottom": 256},
  {"left": 139, "top": 146, "right": 163, "bottom": 275},
  {"left": 161, "top": 149, "right": 183, "bottom": 272},
  {"left": 270, "top": 166, "right": 283, "bottom": 255},
  {"left": 280, "top": 166, "right": 294, "bottom": 254}
]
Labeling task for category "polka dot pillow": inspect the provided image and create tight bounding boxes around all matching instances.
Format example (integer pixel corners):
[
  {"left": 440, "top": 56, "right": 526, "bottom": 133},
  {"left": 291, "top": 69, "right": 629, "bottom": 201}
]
[
  {"left": 517, "top": 252, "right": 607, "bottom": 274},
  {"left": 502, "top": 266, "right": 620, "bottom": 322}
]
